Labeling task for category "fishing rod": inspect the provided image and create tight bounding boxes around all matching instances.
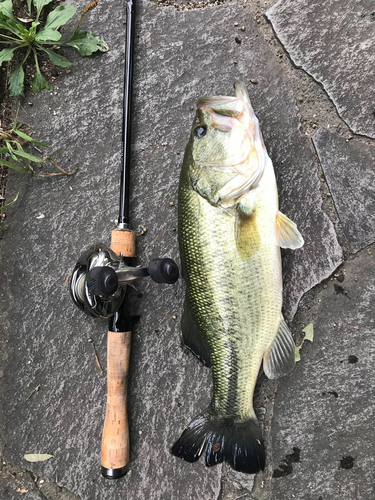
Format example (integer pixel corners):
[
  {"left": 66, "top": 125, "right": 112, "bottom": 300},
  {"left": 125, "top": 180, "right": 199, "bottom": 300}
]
[{"left": 69, "top": 0, "right": 179, "bottom": 480}]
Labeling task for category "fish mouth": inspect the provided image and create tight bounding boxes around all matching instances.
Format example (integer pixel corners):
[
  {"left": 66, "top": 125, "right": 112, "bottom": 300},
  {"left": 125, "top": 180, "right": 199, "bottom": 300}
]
[
  {"left": 194, "top": 82, "right": 262, "bottom": 145},
  {"left": 196, "top": 94, "right": 244, "bottom": 133},
  {"left": 197, "top": 96, "right": 244, "bottom": 117},
  {"left": 191, "top": 82, "right": 267, "bottom": 207},
  {"left": 234, "top": 81, "right": 255, "bottom": 114}
]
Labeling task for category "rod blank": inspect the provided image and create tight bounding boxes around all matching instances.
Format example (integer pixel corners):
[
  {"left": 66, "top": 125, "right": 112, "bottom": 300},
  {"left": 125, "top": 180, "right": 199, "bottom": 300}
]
[{"left": 118, "top": 0, "right": 136, "bottom": 229}]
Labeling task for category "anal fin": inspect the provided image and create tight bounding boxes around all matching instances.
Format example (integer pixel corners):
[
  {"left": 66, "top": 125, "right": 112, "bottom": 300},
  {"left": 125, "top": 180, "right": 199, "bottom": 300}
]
[
  {"left": 276, "top": 211, "right": 304, "bottom": 249},
  {"left": 263, "top": 317, "right": 296, "bottom": 379},
  {"left": 181, "top": 299, "right": 211, "bottom": 367}
]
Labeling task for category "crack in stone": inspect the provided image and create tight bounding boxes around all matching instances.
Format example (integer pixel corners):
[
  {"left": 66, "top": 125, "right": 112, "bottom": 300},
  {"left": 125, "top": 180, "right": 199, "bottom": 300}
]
[{"left": 265, "top": 0, "right": 375, "bottom": 140}]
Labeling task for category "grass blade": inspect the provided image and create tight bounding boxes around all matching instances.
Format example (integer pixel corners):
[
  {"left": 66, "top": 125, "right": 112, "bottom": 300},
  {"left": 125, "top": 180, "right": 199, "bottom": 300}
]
[
  {"left": 6, "top": 142, "right": 18, "bottom": 160},
  {"left": 0, "top": 188, "right": 21, "bottom": 210},
  {"left": 13, "top": 149, "right": 42, "bottom": 162},
  {"left": 0, "top": 158, "right": 28, "bottom": 173},
  {"left": 13, "top": 130, "right": 48, "bottom": 148}
]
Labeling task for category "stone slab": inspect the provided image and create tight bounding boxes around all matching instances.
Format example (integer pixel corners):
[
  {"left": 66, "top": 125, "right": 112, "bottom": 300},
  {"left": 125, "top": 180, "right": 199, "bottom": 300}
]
[
  {"left": 0, "top": 0, "right": 342, "bottom": 499},
  {"left": 313, "top": 128, "right": 375, "bottom": 253},
  {"left": 0, "top": 467, "right": 44, "bottom": 500},
  {"left": 267, "top": 0, "right": 375, "bottom": 139},
  {"left": 0, "top": 463, "right": 79, "bottom": 500},
  {"left": 270, "top": 244, "right": 375, "bottom": 500}
]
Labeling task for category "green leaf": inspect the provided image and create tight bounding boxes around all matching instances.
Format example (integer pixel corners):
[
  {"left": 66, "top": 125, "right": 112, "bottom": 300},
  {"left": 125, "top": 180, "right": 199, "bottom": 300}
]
[
  {"left": 0, "top": 23, "right": 20, "bottom": 36},
  {"left": 9, "top": 63, "right": 24, "bottom": 96},
  {"left": 13, "top": 129, "right": 48, "bottom": 147},
  {"left": 295, "top": 346, "right": 301, "bottom": 362},
  {"left": 35, "top": 27, "right": 61, "bottom": 42},
  {"left": 24, "top": 453, "right": 54, "bottom": 462},
  {"left": 0, "top": 47, "right": 17, "bottom": 66},
  {"left": 303, "top": 322, "right": 314, "bottom": 342},
  {"left": 31, "top": 69, "right": 53, "bottom": 93},
  {"left": 42, "top": 48, "right": 73, "bottom": 67},
  {"left": 13, "top": 149, "right": 42, "bottom": 162},
  {"left": 44, "top": 5, "right": 76, "bottom": 29},
  {"left": 295, "top": 322, "right": 314, "bottom": 362},
  {"left": 0, "top": 158, "right": 27, "bottom": 173},
  {"left": 26, "top": 0, "right": 32, "bottom": 14},
  {"left": 14, "top": 23, "right": 30, "bottom": 36},
  {"left": 0, "top": 0, "right": 16, "bottom": 22},
  {"left": 0, "top": 147, "right": 9, "bottom": 153},
  {"left": 0, "top": 7, "right": 23, "bottom": 36},
  {"left": 33, "top": 0, "right": 53, "bottom": 20},
  {"left": 64, "top": 30, "right": 109, "bottom": 56},
  {"left": 29, "top": 20, "right": 40, "bottom": 35}
]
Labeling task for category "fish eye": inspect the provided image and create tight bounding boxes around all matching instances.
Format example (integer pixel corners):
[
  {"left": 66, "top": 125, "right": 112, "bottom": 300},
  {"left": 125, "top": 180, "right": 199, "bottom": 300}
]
[{"left": 194, "top": 125, "right": 207, "bottom": 139}]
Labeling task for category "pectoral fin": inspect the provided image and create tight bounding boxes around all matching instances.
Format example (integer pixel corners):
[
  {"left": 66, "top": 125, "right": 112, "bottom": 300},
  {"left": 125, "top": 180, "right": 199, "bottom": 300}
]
[
  {"left": 181, "top": 299, "right": 211, "bottom": 367},
  {"left": 238, "top": 188, "right": 259, "bottom": 215},
  {"left": 276, "top": 211, "right": 304, "bottom": 249},
  {"left": 263, "top": 318, "right": 296, "bottom": 379}
]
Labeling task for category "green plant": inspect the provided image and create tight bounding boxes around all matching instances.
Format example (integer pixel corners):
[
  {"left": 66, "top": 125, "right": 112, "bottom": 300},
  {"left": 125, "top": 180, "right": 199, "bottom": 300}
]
[
  {"left": 0, "top": 0, "right": 108, "bottom": 96},
  {"left": 0, "top": 105, "right": 77, "bottom": 181},
  {"left": 0, "top": 107, "right": 47, "bottom": 173},
  {"left": 0, "top": 108, "right": 76, "bottom": 217}
]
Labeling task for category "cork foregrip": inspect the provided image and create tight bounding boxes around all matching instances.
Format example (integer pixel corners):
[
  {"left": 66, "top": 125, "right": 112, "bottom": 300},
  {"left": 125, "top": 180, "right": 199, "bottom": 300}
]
[
  {"left": 110, "top": 228, "right": 136, "bottom": 258},
  {"left": 101, "top": 330, "right": 131, "bottom": 470}
]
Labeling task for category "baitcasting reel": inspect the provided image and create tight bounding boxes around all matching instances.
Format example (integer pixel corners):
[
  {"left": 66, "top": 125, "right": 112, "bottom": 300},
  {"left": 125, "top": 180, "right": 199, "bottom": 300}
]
[{"left": 70, "top": 243, "right": 179, "bottom": 319}]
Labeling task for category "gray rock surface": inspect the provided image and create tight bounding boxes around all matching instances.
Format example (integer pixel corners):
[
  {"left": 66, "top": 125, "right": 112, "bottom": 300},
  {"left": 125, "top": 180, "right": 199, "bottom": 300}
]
[
  {"left": 313, "top": 128, "right": 375, "bottom": 253},
  {"left": 266, "top": 0, "right": 375, "bottom": 139},
  {"left": 0, "top": 463, "right": 78, "bottom": 500},
  {"left": 0, "top": 466, "right": 44, "bottom": 500},
  {"left": 270, "top": 245, "right": 375, "bottom": 500},
  {"left": 0, "top": 0, "right": 342, "bottom": 499}
]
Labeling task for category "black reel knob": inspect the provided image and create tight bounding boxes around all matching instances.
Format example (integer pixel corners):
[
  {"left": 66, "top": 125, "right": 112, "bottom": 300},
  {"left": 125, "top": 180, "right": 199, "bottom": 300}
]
[
  {"left": 148, "top": 258, "right": 179, "bottom": 284},
  {"left": 86, "top": 266, "right": 119, "bottom": 297}
]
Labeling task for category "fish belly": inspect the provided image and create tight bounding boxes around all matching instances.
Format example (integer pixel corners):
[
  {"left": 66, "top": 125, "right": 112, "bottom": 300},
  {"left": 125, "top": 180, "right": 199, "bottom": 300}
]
[{"left": 179, "top": 180, "right": 282, "bottom": 421}]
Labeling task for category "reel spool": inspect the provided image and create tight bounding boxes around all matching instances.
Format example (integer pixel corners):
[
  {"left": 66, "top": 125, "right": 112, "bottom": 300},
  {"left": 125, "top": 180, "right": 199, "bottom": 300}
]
[{"left": 70, "top": 244, "right": 179, "bottom": 319}]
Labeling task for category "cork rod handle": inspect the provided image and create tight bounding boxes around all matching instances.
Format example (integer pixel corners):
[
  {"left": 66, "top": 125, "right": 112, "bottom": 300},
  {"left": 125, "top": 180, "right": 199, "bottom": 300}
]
[
  {"left": 100, "top": 228, "right": 135, "bottom": 479},
  {"left": 101, "top": 330, "right": 131, "bottom": 479}
]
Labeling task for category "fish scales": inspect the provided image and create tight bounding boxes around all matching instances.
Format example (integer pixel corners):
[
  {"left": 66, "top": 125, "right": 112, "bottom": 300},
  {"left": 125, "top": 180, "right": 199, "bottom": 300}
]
[
  {"left": 172, "top": 82, "right": 304, "bottom": 474},
  {"left": 179, "top": 163, "right": 281, "bottom": 419}
]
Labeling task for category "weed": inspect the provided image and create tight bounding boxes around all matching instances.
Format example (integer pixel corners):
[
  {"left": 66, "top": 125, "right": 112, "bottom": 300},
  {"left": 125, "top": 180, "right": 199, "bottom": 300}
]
[
  {"left": 0, "top": 0, "right": 108, "bottom": 95},
  {"left": 0, "top": 105, "right": 77, "bottom": 209}
]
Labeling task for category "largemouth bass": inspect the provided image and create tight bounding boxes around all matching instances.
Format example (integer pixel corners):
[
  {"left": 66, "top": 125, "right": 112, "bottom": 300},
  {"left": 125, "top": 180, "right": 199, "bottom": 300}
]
[{"left": 172, "top": 82, "right": 304, "bottom": 474}]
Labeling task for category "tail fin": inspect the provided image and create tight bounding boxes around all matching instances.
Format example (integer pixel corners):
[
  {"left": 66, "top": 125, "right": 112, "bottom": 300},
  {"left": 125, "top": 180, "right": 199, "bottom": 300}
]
[{"left": 171, "top": 410, "right": 265, "bottom": 474}]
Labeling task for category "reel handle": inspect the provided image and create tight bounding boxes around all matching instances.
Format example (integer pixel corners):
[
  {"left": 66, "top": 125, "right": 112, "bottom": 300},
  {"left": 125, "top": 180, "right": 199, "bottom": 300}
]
[{"left": 101, "top": 330, "right": 131, "bottom": 479}]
